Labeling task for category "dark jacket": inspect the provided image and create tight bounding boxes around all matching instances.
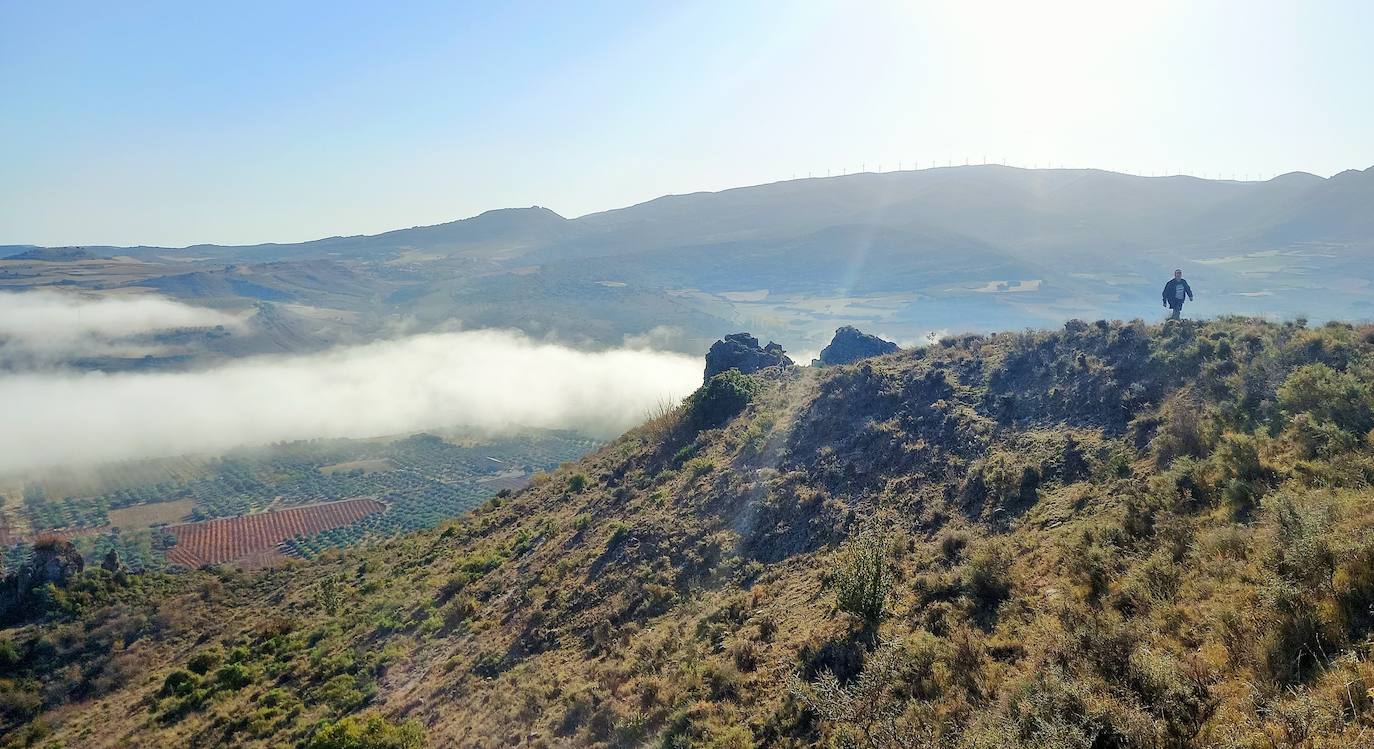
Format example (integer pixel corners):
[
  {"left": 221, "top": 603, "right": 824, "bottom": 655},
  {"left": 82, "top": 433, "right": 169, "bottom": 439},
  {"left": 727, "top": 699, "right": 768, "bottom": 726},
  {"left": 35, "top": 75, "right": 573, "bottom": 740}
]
[{"left": 1163, "top": 278, "right": 1193, "bottom": 306}]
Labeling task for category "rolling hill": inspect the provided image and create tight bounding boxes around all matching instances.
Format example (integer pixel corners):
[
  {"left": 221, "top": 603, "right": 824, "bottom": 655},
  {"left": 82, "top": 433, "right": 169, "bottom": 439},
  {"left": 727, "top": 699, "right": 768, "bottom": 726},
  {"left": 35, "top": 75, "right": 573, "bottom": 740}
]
[{"left": 4, "top": 317, "right": 1373, "bottom": 747}]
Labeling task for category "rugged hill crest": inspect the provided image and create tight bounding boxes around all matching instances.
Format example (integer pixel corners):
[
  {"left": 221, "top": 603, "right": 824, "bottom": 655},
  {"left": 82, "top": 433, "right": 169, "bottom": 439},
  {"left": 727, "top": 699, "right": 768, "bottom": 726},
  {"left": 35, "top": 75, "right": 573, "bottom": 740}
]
[{"left": 4, "top": 317, "right": 1374, "bottom": 748}]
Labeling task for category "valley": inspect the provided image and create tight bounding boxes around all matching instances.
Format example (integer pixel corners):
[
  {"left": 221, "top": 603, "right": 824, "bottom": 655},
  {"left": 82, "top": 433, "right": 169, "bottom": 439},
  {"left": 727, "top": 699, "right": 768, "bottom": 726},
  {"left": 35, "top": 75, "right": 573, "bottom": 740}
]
[{"left": 0, "top": 430, "right": 598, "bottom": 573}]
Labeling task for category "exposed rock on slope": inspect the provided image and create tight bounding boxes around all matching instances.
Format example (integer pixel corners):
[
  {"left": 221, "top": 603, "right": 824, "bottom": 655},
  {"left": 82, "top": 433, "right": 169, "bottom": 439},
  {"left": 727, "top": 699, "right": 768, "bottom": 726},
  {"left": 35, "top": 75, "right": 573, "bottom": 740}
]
[
  {"left": 703, "top": 332, "right": 793, "bottom": 381},
  {"left": 3, "top": 537, "right": 85, "bottom": 617},
  {"left": 814, "top": 325, "right": 899, "bottom": 365},
  {"left": 23, "top": 538, "right": 84, "bottom": 589}
]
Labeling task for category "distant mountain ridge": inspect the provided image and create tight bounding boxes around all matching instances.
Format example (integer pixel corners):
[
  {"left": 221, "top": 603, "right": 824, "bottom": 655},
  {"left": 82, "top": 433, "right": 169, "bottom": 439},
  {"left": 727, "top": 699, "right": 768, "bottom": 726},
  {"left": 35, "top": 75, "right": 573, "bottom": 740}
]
[
  {"left": 6, "top": 166, "right": 1371, "bottom": 263},
  {"left": 4, "top": 165, "right": 1372, "bottom": 359}
]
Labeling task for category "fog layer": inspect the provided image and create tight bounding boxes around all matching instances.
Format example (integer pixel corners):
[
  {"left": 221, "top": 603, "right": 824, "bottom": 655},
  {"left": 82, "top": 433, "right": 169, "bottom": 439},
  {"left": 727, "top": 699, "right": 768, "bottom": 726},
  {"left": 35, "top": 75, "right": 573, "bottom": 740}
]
[
  {"left": 0, "top": 289, "right": 241, "bottom": 363},
  {"left": 0, "top": 329, "right": 702, "bottom": 473}
]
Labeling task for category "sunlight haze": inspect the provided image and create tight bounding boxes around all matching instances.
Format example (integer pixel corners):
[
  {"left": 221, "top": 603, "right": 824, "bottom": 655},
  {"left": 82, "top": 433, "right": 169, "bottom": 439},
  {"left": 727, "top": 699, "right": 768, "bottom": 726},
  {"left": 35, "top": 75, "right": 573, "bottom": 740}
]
[{"left": 3, "top": 0, "right": 1370, "bottom": 246}]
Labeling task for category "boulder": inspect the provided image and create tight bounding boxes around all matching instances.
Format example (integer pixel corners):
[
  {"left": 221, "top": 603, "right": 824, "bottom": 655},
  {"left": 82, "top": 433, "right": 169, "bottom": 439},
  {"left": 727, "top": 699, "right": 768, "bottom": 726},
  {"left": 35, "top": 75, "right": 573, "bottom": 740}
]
[
  {"left": 703, "top": 333, "right": 793, "bottom": 382},
  {"left": 815, "top": 326, "right": 899, "bottom": 366},
  {"left": 24, "top": 538, "right": 85, "bottom": 589},
  {"left": 101, "top": 548, "right": 125, "bottom": 573}
]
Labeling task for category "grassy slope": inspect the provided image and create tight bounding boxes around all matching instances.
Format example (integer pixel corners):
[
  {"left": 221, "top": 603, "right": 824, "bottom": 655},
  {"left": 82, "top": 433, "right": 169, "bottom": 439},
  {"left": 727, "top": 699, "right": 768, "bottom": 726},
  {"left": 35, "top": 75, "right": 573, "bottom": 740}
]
[{"left": 5, "top": 317, "right": 1374, "bottom": 749}]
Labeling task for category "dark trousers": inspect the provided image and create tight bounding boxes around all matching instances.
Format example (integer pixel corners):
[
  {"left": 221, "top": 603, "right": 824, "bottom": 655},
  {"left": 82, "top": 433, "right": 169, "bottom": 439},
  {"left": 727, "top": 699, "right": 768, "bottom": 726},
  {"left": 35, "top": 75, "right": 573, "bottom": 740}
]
[{"left": 1168, "top": 301, "right": 1184, "bottom": 320}]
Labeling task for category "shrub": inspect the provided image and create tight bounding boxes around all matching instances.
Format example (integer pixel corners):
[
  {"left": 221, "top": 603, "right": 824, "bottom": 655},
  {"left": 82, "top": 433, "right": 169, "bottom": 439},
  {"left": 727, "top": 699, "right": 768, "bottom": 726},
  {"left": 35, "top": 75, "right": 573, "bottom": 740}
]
[
  {"left": 0, "top": 640, "right": 20, "bottom": 672},
  {"left": 939, "top": 529, "right": 970, "bottom": 563},
  {"left": 1277, "top": 363, "right": 1374, "bottom": 436},
  {"left": 832, "top": 527, "right": 893, "bottom": 626},
  {"left": 1259, "top": 494, "right": 1341, "bottom": 684},
  {"left": 684, "top": 457, "right": 715, "bottom": 478},
  {"left": 567, "top": 473, "right": 589, "bottom": 493},
  {"left": 607, "top": 521, "right": 631, "bottom": 547},
  {"left": 1151, "top": 393, "right": 1214, "bottom": 466},
  {"left": 317, "top": 576, "right": 345, "bottom": 615},
  {"left": 788, "top": 639, "right": 931, "bottom": 747},
  {"left": 702, "top": 659, "right": 743, "bottom": 701},
  {"left": 258, "top": 688, "right": 292, "bottom": 709},
  {"left": 0, "top": 682, "right": 41, "bottom": 724},
  {"left": 1213, "top": 432, "right": 1271, "bottom": 515},
  {"left": 318, "top": 673, "right": 370, "bottom": 712},
  {"left": 159, "top": 669, "right": 199, "bottom": 697},
  {"left": 687, "top": 371, "right": 764, "bottom": 430},
  {"left": 441, "top": 596, "right": 477, "bottom": 631},
  {"left": 728, "top": 639, "right": 761, "bottom": 672},
  {"left": 1267, "top": 494, "right": 1336, "bottom": 592},
  {"left": 186, "top": 649, "right": 223, "bottom": 676},
  {"left": 303, "top": 713, "right": 425, "bottom": 749},
  {"left": 214, "top": 662, "right": 254, "bottom": 690},
  {"left": 962, "top": 541, "right": 1012, "bottom": 612}
]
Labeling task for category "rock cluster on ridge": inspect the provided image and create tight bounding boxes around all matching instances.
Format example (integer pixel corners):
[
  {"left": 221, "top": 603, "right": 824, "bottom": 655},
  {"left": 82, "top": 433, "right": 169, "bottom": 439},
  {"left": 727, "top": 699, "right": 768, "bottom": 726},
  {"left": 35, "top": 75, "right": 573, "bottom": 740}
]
[
  {"left": 702, "top": 332, "right": 793, "bottom": 382},
  {"left": 814, "top": 325, "right": 899, "bottom": 366}
]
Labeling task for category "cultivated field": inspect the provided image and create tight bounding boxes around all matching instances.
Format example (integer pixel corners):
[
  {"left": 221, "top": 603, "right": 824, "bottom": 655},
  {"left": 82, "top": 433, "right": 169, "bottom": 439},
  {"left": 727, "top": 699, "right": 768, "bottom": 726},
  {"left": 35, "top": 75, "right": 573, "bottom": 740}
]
[
  {"left": 165, "top": 498, "right": 385, "bottom": 568},
  {"left": 107, "top": 498, "right": 195, "bottom": 528},
  {"left": 5, "top": 430, "right": 600, "bottom": 568}
]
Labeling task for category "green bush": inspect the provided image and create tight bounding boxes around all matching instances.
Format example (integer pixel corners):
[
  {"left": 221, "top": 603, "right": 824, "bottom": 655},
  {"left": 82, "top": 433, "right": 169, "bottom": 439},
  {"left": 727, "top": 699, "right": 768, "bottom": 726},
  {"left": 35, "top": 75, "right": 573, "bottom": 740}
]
[
  {"left": 159, "top": 669, "right": 199, "bottom": 697},
  {"left": 214, "top": 662, "right": 254, "bottom": 690},
  {"left": 1213, "top": 432, "right": 1271, "bottom": 515},
  {"left": 607, "top": 521, "right": 631, "bottom": 547},
  {"left": 1151, "top": 393, "right": 1214, "bottom": 466},
  {"left": 1277, "top": 363, "right": 1374, "bottom": 436},
  {"left": 962, "top": 542, "right": 1013, "bottom": 611},
  {"left": 0, "top": 639, "right": 20, "bottom": 672},
  {"left": 186, "top": 649, "right": 223, "bottom": 676},
  {"left": 832, "top": 527, "right": 893, "bottom": 626},
  {"left": 303, "top": 713, "right": 425, "bottom": 749},
  {"left": 567, "top": 473, "right": 589, "bottom": 493},
  {"left": 686, "top": 371, "right": 764, "bottom": 430},
  {"left": 684, "top": 457, "right": 715, "bottom": 478},
  {"left": 317, "top": 673, "right": 370, "bottom": 712}
]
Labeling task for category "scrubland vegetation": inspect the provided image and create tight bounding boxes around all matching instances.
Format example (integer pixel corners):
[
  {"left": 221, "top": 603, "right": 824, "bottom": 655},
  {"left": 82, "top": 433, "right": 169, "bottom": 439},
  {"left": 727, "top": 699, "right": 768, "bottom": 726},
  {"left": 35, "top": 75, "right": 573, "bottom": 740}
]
[{"left": 4, "top": 317, "right": 1374, "bottom": 748}]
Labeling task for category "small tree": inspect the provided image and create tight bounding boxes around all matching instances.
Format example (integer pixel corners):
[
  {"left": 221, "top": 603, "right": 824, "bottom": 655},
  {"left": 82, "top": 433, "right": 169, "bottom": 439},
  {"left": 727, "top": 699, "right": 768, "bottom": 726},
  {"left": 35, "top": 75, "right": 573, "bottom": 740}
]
[
  {"left": 316, "top": 576, "right": 343, "bottom": 615},
  {"left": 834, "top": 527, "right": 893, "bottom": 627},
  {"left": 567, "top": 473, "right": 589, "bottom": 493}
]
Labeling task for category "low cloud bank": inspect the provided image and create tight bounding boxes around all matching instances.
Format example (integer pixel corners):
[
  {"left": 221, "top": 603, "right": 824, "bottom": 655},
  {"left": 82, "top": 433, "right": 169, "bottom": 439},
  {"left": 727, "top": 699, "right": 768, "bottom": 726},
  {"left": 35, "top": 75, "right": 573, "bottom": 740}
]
[
  {"left": 0, "top": 289, "right": 241, "bottom": 363},
  {"left": 0, "top": 329, "right": 702, "bottom": 473}
]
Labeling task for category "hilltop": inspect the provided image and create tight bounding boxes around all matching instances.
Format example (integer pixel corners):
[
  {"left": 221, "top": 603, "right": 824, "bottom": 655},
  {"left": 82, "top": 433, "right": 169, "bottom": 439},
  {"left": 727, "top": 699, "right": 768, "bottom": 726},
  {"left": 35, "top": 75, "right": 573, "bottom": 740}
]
[
  {"left": 3, "top": 317, "right": 1374, "bottom": 747},
  {"left": 2, "top": 247, "right": 103, "bottom": 262}
]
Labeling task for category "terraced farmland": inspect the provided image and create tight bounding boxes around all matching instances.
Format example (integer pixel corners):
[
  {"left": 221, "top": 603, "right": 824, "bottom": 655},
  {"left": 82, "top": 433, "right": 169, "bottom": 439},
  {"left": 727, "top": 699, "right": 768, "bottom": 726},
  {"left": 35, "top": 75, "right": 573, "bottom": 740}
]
[
  {"left": 5, "top": 429, "right": 599, "bottom": 567},
  {"left": 166, "top": 498, "right": 385, "bottom": 567}
]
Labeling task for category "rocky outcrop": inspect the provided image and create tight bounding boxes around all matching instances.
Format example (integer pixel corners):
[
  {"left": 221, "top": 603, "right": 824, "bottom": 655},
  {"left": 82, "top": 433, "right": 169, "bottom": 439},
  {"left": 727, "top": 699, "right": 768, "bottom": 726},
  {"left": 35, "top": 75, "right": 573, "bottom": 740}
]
[
  {"left": 23, "top": 538, "right": 85, "bottom": 590},
  {"left": 815, "top": 326, "right": 899, "bottom": 366},
  {"left": 703, "top": 333, "right": 793, "bottom": 382},
  {"left": 101, "top": 548, "right": 125, "bottom": 573},
  {"left": 2, "top": 538, "right": 85, "bottom": 618}
]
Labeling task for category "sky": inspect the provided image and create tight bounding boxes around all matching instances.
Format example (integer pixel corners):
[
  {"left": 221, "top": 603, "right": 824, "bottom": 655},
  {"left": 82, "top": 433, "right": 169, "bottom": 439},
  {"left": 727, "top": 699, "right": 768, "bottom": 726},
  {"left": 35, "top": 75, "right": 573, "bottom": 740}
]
[{"left": 3, "top": 0, "right": 1372, "bottom": 248}]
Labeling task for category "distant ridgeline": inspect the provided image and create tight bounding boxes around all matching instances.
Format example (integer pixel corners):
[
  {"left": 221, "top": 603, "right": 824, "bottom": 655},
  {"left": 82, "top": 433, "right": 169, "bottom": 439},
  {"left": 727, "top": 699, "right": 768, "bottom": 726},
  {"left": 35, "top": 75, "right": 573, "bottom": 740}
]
[
  {"left": 8, "top": 316, "right": 1374, "bottom": 747},
  {"left": 5, "top": 166, "right": 1373, "bottom": 359}
]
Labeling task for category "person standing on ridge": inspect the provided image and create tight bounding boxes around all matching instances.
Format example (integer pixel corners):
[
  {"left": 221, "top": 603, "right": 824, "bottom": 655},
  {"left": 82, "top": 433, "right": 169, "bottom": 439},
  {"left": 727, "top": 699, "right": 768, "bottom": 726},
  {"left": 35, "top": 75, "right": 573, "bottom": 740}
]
[{"left": 1162, "top": 269, "right": 1194, "bottom": 320}]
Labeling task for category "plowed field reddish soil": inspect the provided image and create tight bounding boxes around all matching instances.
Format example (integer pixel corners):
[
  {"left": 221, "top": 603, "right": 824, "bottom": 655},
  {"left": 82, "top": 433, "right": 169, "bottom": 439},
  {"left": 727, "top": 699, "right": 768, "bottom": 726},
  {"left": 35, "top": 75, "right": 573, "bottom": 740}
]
[{"left": 166, "top": 498, "right": 384, "bottom": 567}]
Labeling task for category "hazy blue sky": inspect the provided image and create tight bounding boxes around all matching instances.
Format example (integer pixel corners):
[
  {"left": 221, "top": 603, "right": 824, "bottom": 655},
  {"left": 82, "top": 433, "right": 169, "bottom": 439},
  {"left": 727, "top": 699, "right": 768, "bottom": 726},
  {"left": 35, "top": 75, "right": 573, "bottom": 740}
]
[{"left": 3, "top": 0, "right": 1371, "bottom": 247}]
